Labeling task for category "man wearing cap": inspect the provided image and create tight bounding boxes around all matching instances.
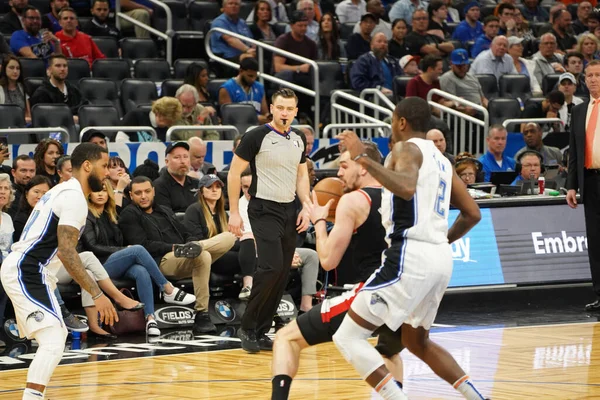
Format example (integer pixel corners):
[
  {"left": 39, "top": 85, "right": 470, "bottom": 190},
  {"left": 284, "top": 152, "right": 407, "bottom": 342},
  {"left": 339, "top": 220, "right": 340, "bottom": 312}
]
[
  {"left": 153, "top": 142, "right": 200, "bottom": 214},
  {"left": 399, "top": 55, "right": 420, "bottom": 76},
  {"left": 346, "top": 13, "right": 377, "bottom": 59},
  {"left": 557, "top": 72, "right": 584, "bottom": 132},
  {"left": 404, "top": 9, "right": 454, "bottom": 58},
  {"left": 81, "top": 129, "right": 108, "bottom": 149},
  {"left": 350, "top": 32, "right": 402, "bottom": 94},
  {"left": 521, "top": 0, "right": 549, "bottom": 23},
  {"left": 352, "top": 0, "right": 391, "bottom": 40},
  {"left": 335, "top": 0, "right": 366, "bottom": 24},
  {"left": 471, "top": 15, "right": 499, "bottom": 58},
  {"left": 452, "top": 2, "right": 483, "bottom": 44},
  {"left": 508, "top": 35, "right": 542, "bottom": 96},
  {"left": 440, "top": 49, "right": 488, "bottom": 115},
  {"left": 470, "top": 35, "right": 517, "bottom": 82}
]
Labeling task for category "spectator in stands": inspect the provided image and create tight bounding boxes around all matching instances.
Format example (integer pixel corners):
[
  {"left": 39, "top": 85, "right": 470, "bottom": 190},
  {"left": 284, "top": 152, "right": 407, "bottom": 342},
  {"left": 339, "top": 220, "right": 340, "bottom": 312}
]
[
  {"left": 285, "top": 0, "right": 320, "bottom": 42},
  {"left": 521, "top": 0, "right": 549, "bottom": 23},
  {"left": 573, "top": 1, "right": 593, "bottom": 35},
  {"left": 400, "top": 55, "right": 420, "bottom": 76},
  {"left": 440, "top": 49, "right": 488, "bottom": 114},
  {"left": 110, "top": 0, "right": 152, "bottom": 39},
  {"left": 346, "top": 13, "right": 377, "bottom": 60},
  {"left": 516, "top": 122, "right": 564, "bottom": 165},
  {"left": 209, "top": 0, "right": 255, "bottom": 71},
  {"left": 427, "top": 0, "right": 449, "bottom": 40},
  {"left": 302, "top": 127, "right": 315, "bottom": 157},
  {"left": 188, "top": 137, "right": 216, "bottom": 179},
  {"left": 336, "top": 0, "right": 366, "bottom": 24},
  {"left": 452, "top": 2, "right": 483, "bottom": 44},
  {"left": 8, "top": 155, "right": 35, "bottom": 217},
  {"left": 317, "top": 12, "right": 345, "bottom": 60},
  {"left": 133, "top": 159, "right": 160, "bottom": 181},
  {"left": 10, "top": 6, "right": 62, "bottom": 60},
  {"left": 249, "top": 0, "right": 284, "bottom": 40},
  {"left": 426, "top": 128, "right": 455, "bottom": 164},
  {"left": 513, "top": 8, "right": 535, "bottom": 40},
  {"left": 174, "top": 84, "right": 219, "bottom": 141},
  {"left": 82, "top": 0, "right": 121, "bottom": 40},
  {"left": 576, "top": 33, "right": 600, "bottom": 66},
  {"left": 478, "top": 125, "right": 515, "bottom": 181},
  {"left": 388, "top": 18, "right": 410, "bottom": 59},
  {"left": 406, "top": 54, "right": 446, "bottom": 106},
  {"left": 497, "top": 3, "right": 517, "bottom": 37},
  {"left": 219, "top": 58, "right": 270, "bottom": 124},
  {"left": 471, "top": 15, "right": 499, "bottom": 58},
  {"left": 511, "top": 151, "right": 543, "bottom": 185},
  {"left": 83, "top": 181, "right": 196, "bottom": 337},
  {"left": 0, "top": 174, "right": 14, "bottom": 260},
  {"left": 122, "top": 97, "right": 182, "bottom": 142},
  {"left": 455, "top": 153, "right": 481, "bottom": 186},
  {"left": 154, "top": 142, "right": 199, "bottom": 214},
  {"left": 350, "top": 32, "right": 401, "bottom": 94},
  {"left": 0, "top": 55, "right": 31, "bottom": 124},
  {"left": 508, "top": 36, "right": 542, "bottom": 96},
  {"left": 537, "top": 3, "right": 566, "bottom": 37},
  {"left": 42, "top": 0, "right": 68, "bottom": 33},
  {"left": 551, "top": 9, "right": 577, "bottom": 53},
  {"left": 470, "top": 36, "right": 517, "bottom": 81},
  {"left": 246, "top": 0, "right": 289, "bottom": 24},
  {"left": 353, "top": 0, "right": 391, "bottom": 40},
  {"left": 0, "top": 34, "right": 11, "bottom": 58},
  {"left": 404, "top": 9, "right": 454, "bottom": 58},
  {"left": 106, "top": 156, "right": 131, "bottom": 209},
  {"left": 557, "top": 72, "right": 584, "bottom": 132},
  {"left": 56, "top": 155, "right": 72, "bottom": 183},
  {"left": 184, "top": 63, "right": 211, "bottom": 103},
  {"left": 119, "top": 176, "right": 232, "bottom": 333},
  {"left": 521, "top": 91, "right": 565, "bottom": 133},
  {"left": 81, "top": 129, "right": 108, "bottom": 148},
  {"left": 274, "top": 11, "right": 318, "bottom": 89},
  {"left": 0, "top": 0, "right": 27, "bottom": 35},
  {"left": 388, "top": 0, "right": 428, "bottom": 25},
  {"left": 222, "top": 135, "right": 243, "bottom": 171},
  {"left": 12, "top": 175, "right": 51, "bottom": 241},
  {"left": 564, "top": 52, "right": 589, "bottom": 97},
  {"left": 33, "top": 138, "right": 64, "bottom": 186},
  {"left": 184, "top": 174, "right": 248, "bottom": 299},
  {"left": 56, "top": 8, "right": 106, "bottom": 67},
  {"left": 533, "top": 33, "right": 566, "bottom": 87},
  {"left": 587, "top": 9, "right": 600, "bottom": 36}
]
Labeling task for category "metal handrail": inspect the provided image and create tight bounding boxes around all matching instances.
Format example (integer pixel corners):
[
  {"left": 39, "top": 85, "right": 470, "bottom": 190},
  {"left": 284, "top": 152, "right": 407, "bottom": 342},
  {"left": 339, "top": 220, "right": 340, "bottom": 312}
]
[
  {"left": 79, "top": 126, "right": 157, "bottom": 141},
  {"left": 205, "top": 27, "right": 320, "bottom": 135},
  {"left": 330, "top": 90, "right": 394, "bottom": 122},
  {"left": 359, "top": 89, "right": 396, "bottom": 120},
  {"left": 502, "top": 118, "right": 564, "bottom": 135},
  {"left": 0, "top": 127, "right": 69, "bottom": 143},
  {"left": 166, "top": 125, "right": 240, "bottom": 142},
  {"left": 427, "top": 89, "right": 490, "bottom": 124},
  {"left": 115, "top": 0, "right": 173, "bottom": 65},
  {"left": 323, "top": 123, "right": 392, "bottom": 138}
]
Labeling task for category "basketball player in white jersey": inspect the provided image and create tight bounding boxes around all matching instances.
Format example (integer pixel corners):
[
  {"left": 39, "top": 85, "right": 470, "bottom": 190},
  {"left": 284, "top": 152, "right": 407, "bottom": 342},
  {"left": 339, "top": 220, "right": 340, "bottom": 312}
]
[
  {"left": 333, "top": 97, "right": 486, "bottom": 400},
  {"left": 1, "top": 143, "right": 118, "bottom": 400}
]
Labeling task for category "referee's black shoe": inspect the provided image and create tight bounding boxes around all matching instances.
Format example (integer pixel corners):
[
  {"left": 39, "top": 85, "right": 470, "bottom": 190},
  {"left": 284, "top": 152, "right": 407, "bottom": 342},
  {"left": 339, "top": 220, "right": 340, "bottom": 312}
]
[
  {"left": 238, "top": 328, "right": 260, "bottom": 353},
  {"left": 586, "top": 300, "right": 600, "bottom": 311}
]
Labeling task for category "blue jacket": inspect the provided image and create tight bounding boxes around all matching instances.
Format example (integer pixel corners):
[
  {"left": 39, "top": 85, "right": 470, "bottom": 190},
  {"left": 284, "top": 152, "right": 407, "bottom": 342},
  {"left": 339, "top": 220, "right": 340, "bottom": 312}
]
[
  {"left": 479, "top": 151, "right": 516, "bottom": 182},
  {"left": 350, "top": 52, "right": 402, "bottom": 92},
  {"left": 452, "top": 20, "right": 483, "bottom": 44},
  {"left": 471, "top": 35, "right": 492, "bottom": 58}
]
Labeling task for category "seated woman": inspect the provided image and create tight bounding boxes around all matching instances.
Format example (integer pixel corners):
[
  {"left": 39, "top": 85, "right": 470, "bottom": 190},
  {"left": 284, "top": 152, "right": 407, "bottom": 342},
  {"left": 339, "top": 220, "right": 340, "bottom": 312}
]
[
  {"left": 184, "top": 63, "right": 212, "bottom": 104},
  {"left": 455, "top": 153, "right": 483, "bottom": 186},
  {"left": 184, "top": 175, "right": 247, "bottom": 297},
  {"left": 106, "top": 156, "right": 131, "bottom": 210},
  {"left": 82, "top": 182, "right": 196, "bottom": 337},
  {"left": 0, "top": 55, "right": 31, "bottom": 124},
  {"left": 317, "top": 12, "right": 345, "bottom": 60},
  {"left": 56, "top": 155, "right": 73, "bottom": 184},
  {"left": 13, "top": 175, "right": 52, "bottom": 242},
  {"left": 33, "top": 138, "right": 64, "bottom": 187}
]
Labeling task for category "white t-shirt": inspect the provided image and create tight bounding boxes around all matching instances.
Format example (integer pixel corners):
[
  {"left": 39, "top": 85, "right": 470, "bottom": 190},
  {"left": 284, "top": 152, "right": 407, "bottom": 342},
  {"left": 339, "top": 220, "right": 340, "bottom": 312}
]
[
  {"left": 0, "top": 211, "right": 14, "bottom": 259},
  {"left": 239, "top": 195, "right": 253, "bottom": 236}
]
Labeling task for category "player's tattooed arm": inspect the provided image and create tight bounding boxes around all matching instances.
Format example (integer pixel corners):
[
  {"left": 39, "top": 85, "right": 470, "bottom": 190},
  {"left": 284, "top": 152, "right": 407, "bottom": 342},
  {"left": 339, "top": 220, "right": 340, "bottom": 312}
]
[{"left": 57, "top": 225, "right": 102, "bottom": 298}]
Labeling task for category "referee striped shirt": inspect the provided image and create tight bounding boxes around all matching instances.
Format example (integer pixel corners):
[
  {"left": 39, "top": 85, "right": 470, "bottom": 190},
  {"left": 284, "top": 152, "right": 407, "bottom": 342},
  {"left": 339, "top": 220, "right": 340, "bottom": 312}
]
[{"left": 235, "top": 124, "right": 307, "bottom": 203}]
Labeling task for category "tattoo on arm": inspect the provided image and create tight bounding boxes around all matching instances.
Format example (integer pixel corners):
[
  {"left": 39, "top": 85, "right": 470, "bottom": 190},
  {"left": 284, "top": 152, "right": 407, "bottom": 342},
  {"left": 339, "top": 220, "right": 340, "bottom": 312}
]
[{"left": 57, "top": 225, "right": 101, "bottom": 298}]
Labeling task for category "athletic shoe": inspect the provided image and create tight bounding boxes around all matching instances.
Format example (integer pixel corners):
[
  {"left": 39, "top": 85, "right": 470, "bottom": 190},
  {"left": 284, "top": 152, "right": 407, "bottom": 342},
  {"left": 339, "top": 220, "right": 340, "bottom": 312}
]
[
  {"left": 193, "top": 311, "right": 216, "bottom": 333},
  {"left": 174, "top": 242, "right": 202, "bottom": 258},
  {"left": 164, "top": 287, "right": 196, "bottom": 306},
  {"left": 146, "top": 319, "right": 161, "bottom": 336},
  {"left": 62, "top": 309, "right": 89, "bottom": 333},
  {"left": 258, "top": 333, "right": 273, "bottom": 351},
  {"left": 238, "top": 328, "right": 260, "bottom": 353},
  {"left": 238, "top": 286, "right": 251, "bottom": 301}
]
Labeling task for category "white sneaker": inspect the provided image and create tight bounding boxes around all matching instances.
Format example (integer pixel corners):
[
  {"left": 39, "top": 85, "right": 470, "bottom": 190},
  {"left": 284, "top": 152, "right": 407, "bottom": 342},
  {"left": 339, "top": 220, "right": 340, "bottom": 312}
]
[
  {"left": 239, "top": 286, "right": 252, "bottom": 300},
  {"left": 146, "top": 319, "right": 161, "bottom": 336},
  {"left": 163, "top": 287, "right": 196, "bottom": 305}
]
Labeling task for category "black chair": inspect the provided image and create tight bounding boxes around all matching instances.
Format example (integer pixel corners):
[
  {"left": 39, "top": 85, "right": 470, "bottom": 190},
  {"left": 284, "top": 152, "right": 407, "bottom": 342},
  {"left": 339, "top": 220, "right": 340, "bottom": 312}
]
[
  {"left": 0, "top": 104, "right": 31, "bottom": 144},
  {"left": 92, "top": 36, "right": 119, "bottom": 58},
  {"left": 24, "top": 77, "right": 45, "bottom": 97},
  {"left": 161, "top": 79, "right": 184, "bottom": 97},
  {"left": 31, "top": 103, "right": 76, "bottom": 141},
  {"left": 78, "top": 78, "right": 122, "bottom": 116},
  {"left": 173, "top": 59, "right": 207, "bottom": 79},
  {"left": 487, "top": 98, "right": 522, "bottom": 126},
  {"left": 220, "top": 103, "right": 257, "bottom": 139},
  {"left": 66, "top": 58, "right": 90, "bottom": 83},
  {"left": 29, "top": 0, "right": 50, "bottom": 14},
  {"left": 20, "top": 58, "right": 46, "bottom": 79},
  {"left": 207, "top": 79, "right": 227, "bottom": 105},
  {"left": 120, "top": 38, "right": 159, "bottom": 60},
  {"left": 239, "top": 2, "right": 254, "bottom": 20},
  {"left": 317, "top": 61, "right": 345, "bottom": 96},
  {"left": 393, "top": 76, "right": 413, "bottom": 103},
  {"left": 91, "top": 58, "right": 131, "bottom": 82},
  {"left": 188, "top": 1, "right": 221, "bottom": 31},
  {"left": 78, "top": 104, "right": 120, "bottom": 130},
  {"left": 475, "top": 74, "right": 498, "bottom": 100},
  {"left": 339, "top": 23, "right": 355, "bottom": 40},
  {"left": 134, "top": 59, "right": 171, "bottom": 81},
  {"left": 499, "top": 74, "right": 531, "bottom": 101},
  {"left": 480, "top": 4, "right": 497, "bottom": 18},
  {"left": 120, "top": 79, "right": 158, "bottom": 114},
  {"left": 542, "top": 73, "right": 562, "bottom": 95},
  {"left": 153, "top": 0, "right": 189, "bottom": 32}
]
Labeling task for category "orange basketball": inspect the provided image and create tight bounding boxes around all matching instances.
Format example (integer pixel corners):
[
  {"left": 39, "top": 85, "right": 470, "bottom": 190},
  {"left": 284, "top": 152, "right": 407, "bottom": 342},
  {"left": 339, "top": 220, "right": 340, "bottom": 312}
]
[{"left": 313, "top": 177, "right": 344, "bottom": 222}]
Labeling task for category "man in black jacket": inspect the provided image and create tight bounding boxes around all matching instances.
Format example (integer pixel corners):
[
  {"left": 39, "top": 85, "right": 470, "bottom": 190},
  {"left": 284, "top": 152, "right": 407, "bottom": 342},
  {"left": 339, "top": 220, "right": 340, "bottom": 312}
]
[
  {"left": 119, "top": 175, "right": 236, "bottom": 333},
  {"left": 154, "top": 142, "right": 199, "bottom": 214},
  {"left": 81, "top": 0, "right": 121, "bottom": 40},
  {"left": 0, "top": 0, "right": 26, "bottom": 35},
  {"left": 30, "top": 54, "right": 89, "bottom": 122}
]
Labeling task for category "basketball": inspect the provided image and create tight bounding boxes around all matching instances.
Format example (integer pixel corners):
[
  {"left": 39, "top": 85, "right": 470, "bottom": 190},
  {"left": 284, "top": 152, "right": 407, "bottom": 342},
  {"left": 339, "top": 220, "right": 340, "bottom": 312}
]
[{"left": 313, "top": 177, "right": 344, "bottom": 221}]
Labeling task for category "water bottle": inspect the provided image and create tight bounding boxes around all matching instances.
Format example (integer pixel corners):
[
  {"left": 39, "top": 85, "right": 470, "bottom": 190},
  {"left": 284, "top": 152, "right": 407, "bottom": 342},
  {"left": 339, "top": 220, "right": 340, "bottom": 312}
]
[{"left": 538, "top": 176, "right": 545, "bottom": 195}]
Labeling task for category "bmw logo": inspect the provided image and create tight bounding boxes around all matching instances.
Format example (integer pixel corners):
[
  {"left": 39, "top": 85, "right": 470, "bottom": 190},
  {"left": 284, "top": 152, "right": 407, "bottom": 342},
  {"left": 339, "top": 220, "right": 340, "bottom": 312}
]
[
  {"left": 3, "top": 318, "right": 26, "bottom": 342},
  {"left": 214, "top": 300, "right": 236, "bottom": 322}
]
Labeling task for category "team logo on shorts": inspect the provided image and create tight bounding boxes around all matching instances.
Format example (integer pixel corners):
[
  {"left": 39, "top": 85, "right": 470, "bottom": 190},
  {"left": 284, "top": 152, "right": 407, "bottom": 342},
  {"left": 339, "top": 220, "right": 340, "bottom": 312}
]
[
  {"left": 370, "top": 293, "right": 387, "bottom": 306},
  {"left": 26, "top": 311, "right": 44, "bottom": 323}
]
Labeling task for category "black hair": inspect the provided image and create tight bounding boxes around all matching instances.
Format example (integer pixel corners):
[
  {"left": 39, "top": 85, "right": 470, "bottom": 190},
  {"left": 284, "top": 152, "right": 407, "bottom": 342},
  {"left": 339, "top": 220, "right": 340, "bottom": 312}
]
[
  {"left": 240, "top": 57, "right": 259, "bottom": 71},
  {"left": 91, "top": 0, "right": 110, "bottom": 6},
  {"left": 56, "top": 155, "right": 71, "bottom": 172},
  {"left": 241, "top": 167, "right": 252, "bottom": 178},
  {"left": 483, "top": 15, "right": 500, "bottom": 25},
  {"left": 132, "top": 159, "right": 160, "bottom": 181},
  {"left": 547, "top": 90, "right": 565, "bottom": 105},
  {"left": 71, "top": 142, "right": 108, "bottom": 170},
  {"left": 421, "top": 54, "right": 442, "bottom": 72},
  {"left": 428, "top": 0, "right": 446, "bottom": 18},
  {"left": 394, "top": 97, "right": 431, "bottom": 134},
  {"left": 19, "top": 175, "right": 52, "bottom": 213},
  {"left": 391, "top": 18, "right": 408, "bottom": 30},
  {"left": 497, "top": 3, "right": 515, "bottom": 16},
  {"left": 48, "top": 53, "right": 67, "bottom": 67},
  {"left": 131, "top": 175, "right": 154, "bottom": 188},
  {"left": 12, "top": 154, "right": 33, "bottom": 170}
]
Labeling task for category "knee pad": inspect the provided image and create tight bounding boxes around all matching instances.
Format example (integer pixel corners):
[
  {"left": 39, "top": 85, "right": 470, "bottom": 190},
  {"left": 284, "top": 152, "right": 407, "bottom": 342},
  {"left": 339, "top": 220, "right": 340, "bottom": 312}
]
[
  {"left": 27, "top": 326, "right": 67, "bottom": 386},
  {"left": 333, "top": 316, "right": 384, "bottom": 380}
]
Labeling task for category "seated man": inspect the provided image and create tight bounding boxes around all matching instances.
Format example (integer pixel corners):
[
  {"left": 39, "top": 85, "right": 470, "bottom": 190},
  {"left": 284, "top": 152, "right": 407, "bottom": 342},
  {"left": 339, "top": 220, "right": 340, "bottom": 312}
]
[
  {"left": 55, "top": 7, "right": 106, "bottom": 67},
  {"left": 572, "top": 1, "right": 593, "bottom": 35},
  {"left": 219, "top": 57, "right": 271, "bottom": 125},
  {"left": 82, "top": 0, "right": 121, "bottom": 40},
  {"left": 346, "top": 13, "right": 377, "bottom": 60},
  {"left": 478, "top": 125, "right": 515, "bottom": 181},
  {"left": 452, "top": 2, "right": 483, "bottom": 44},
  {"left": 470, "top": 35, "right": 517, "bottom": 82},
  {"left": 426, "top": 128, "right": 455, "bottom": 164},
  {"left": 121, "top": 97, "right": 182, "bottom": 142},
  {"left": 404, "top": 9, "right": 454, "bottom": 59},
  {"left": 439, "top": 49, "right": 488, "bottom": 115},
  {"left": 284, "top": 0, "right": 320, "bottom": 42},
  {"left": 119, "top": 174, "right": 236, "bottom": 333},
  {"left": 188, "top": 137, "right": 217, "bottom": 179},
  {"left": 0, "top": 0, "right": 27, "bottom": 35},
  {"left": 470, "top": 15, "right": 499, "bottom": 58},
  {"left": 109, "top": 0, "right": 152, "bottom": 39},
  {"left": 520, "top": 91, "right": 565, "bottom": 133},
  {"left": 406, "top": 55, "right": 453, "bottom": 116},
  {"left": 335, "top": 0, "right": 366, "bottom": 24},
  {"left": 516, "top": 122, "right": 564, "bottom": 166},
  {"left": 350, "top": 32, "right": 402, "bottom": 95},
  {"left": 511, "top": 150, "right": 543, "bottom": 186},
  {"left": 210, "top": 0, "right": 255, "bottom": 68},
  {"left": 352, "top": 0, "right": 391, "bottom": 40},
  {"left": 532, "top": 33, "right": 566, "bottom": 88},
  {"left": 10, "top": 6, "right": 62, "bottom": 60},
  {"left": 173, "top": 84, "right": 219, "bottom": 141},
  {"left": 42, "top": 0, "right": 69, "bottom": 33},
  {"left": 550, "top": 9, "right": 576, "bottom": 53}
]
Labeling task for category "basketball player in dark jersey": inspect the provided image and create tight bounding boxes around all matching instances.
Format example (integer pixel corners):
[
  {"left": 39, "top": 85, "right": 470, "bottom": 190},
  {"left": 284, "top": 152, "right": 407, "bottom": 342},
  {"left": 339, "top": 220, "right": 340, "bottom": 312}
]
[{"left": 271, "top": 143, "right": 404, "bottom": 400}]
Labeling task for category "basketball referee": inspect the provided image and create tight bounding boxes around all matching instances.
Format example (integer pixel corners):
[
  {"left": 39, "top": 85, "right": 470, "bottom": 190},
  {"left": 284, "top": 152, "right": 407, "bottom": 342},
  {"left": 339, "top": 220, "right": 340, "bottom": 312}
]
[{"left": 228, "top": 88, "right": 311, "bottom": 353}]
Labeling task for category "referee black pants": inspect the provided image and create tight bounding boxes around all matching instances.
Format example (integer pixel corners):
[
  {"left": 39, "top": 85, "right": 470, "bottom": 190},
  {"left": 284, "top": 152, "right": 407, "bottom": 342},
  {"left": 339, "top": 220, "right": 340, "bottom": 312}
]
[{"left": 242, "top": 197, "right": 297, "bottom": 334}]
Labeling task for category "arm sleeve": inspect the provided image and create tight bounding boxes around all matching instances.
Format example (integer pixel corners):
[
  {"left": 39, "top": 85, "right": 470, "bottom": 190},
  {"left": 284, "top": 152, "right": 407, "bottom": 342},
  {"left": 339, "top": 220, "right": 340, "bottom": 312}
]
[
  {"left": 350, "top": 58, "right": 371, "bottom": 91},
  {"left": 235, "top": 129, "right": 263, "bottom": 162},
  {"left": 54, "top": 190, "right": 88, "bottom": 231},
  {"left": 9, "top": 32, "right": 27, "bottom": 54},
  {"left": 183, "top": 204, "right": 207, "bottom": 242}
]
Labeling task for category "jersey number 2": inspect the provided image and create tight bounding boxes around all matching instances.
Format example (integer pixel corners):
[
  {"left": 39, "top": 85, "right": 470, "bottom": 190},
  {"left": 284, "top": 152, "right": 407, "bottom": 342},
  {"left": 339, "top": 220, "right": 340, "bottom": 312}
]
[{"left": 435, "top": 179, "right": 447, "bottom": 217}]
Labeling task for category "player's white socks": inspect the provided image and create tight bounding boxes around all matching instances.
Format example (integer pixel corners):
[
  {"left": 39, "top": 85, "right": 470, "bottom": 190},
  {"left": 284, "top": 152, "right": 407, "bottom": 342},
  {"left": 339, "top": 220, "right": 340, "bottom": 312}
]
[
  {"left": 22, "top": 388, "right": 44, "bottom": 399},
  {"left": 375, "top": 374, "right": 408, "bottom": 400},
  {"left": 453, "top": 375, "right": 486, "bottom": 400}
]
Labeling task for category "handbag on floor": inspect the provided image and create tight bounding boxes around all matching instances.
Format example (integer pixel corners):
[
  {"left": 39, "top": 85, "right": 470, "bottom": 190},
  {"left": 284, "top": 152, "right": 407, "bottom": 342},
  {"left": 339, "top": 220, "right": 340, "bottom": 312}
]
[{"left": 108, "top": 289, "right": 146, "bottom": 335}]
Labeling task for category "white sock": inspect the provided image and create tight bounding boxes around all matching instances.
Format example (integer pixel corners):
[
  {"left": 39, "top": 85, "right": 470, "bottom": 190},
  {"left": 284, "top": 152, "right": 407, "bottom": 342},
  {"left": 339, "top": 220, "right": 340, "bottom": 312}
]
[
  {"left": 22, "top": 388, "right": 44, "bottom": 399},
  {"left": 453, "top": 375, "right": 486, "bottom": 400},
  {"left": 375, "top": 374, "right": 407, "bottom": 400}
]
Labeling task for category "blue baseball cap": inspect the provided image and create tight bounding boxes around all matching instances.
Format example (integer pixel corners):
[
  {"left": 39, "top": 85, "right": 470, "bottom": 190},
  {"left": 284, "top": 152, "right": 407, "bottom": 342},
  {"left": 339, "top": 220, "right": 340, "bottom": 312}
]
[{"left": 450, "top": 49, "right": 470, "bottom": 66}]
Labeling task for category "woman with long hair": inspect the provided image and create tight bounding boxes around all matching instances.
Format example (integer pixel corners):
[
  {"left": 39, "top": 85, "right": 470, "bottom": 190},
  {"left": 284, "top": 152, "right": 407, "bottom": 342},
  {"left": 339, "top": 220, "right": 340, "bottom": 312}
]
[
  {"left": 576, "top": 33, "right": 600, "bottom": 65},
  {"left": 427, "top": 0, "right": 449, "bottom": 39},
  {"left": 388, "top": 19, "right": 410, "bottom": 59},
  {"left": 0, "top": 55, "right": 31, "bottom": 124},
  {"left": 249, "top": 0, "right": 280, "bottom": 40},
  {"left": 33, "top": 138, "right": 64, "bottom": 186},
  {"left": 106, "top": 156, "right": 131, "bottom": 209},
  {"left": 12, "top": 175, "right": 51, "bottom": 242},
  {"left": 82, "top": 181, "right": 196, "bottom": 337},
  {"left": 317, "top": 12, "right": 345, "bottom": 60},
  {"left": 183, "top": 63, "right": 211, "bottom": 103}
]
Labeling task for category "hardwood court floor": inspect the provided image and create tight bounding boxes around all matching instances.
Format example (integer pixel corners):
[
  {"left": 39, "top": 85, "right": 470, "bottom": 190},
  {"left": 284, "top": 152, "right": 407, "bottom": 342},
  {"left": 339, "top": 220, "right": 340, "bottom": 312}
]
[{"left": 1, "top": 322, "right": 600, "bottom": 399}]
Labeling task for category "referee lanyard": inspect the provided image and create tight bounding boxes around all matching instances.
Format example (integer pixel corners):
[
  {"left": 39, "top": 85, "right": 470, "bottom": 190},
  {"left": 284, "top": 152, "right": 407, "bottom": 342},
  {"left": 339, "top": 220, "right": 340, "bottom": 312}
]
[{"left": 266, "top": 123, "right": 291, "bottom": 138}]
